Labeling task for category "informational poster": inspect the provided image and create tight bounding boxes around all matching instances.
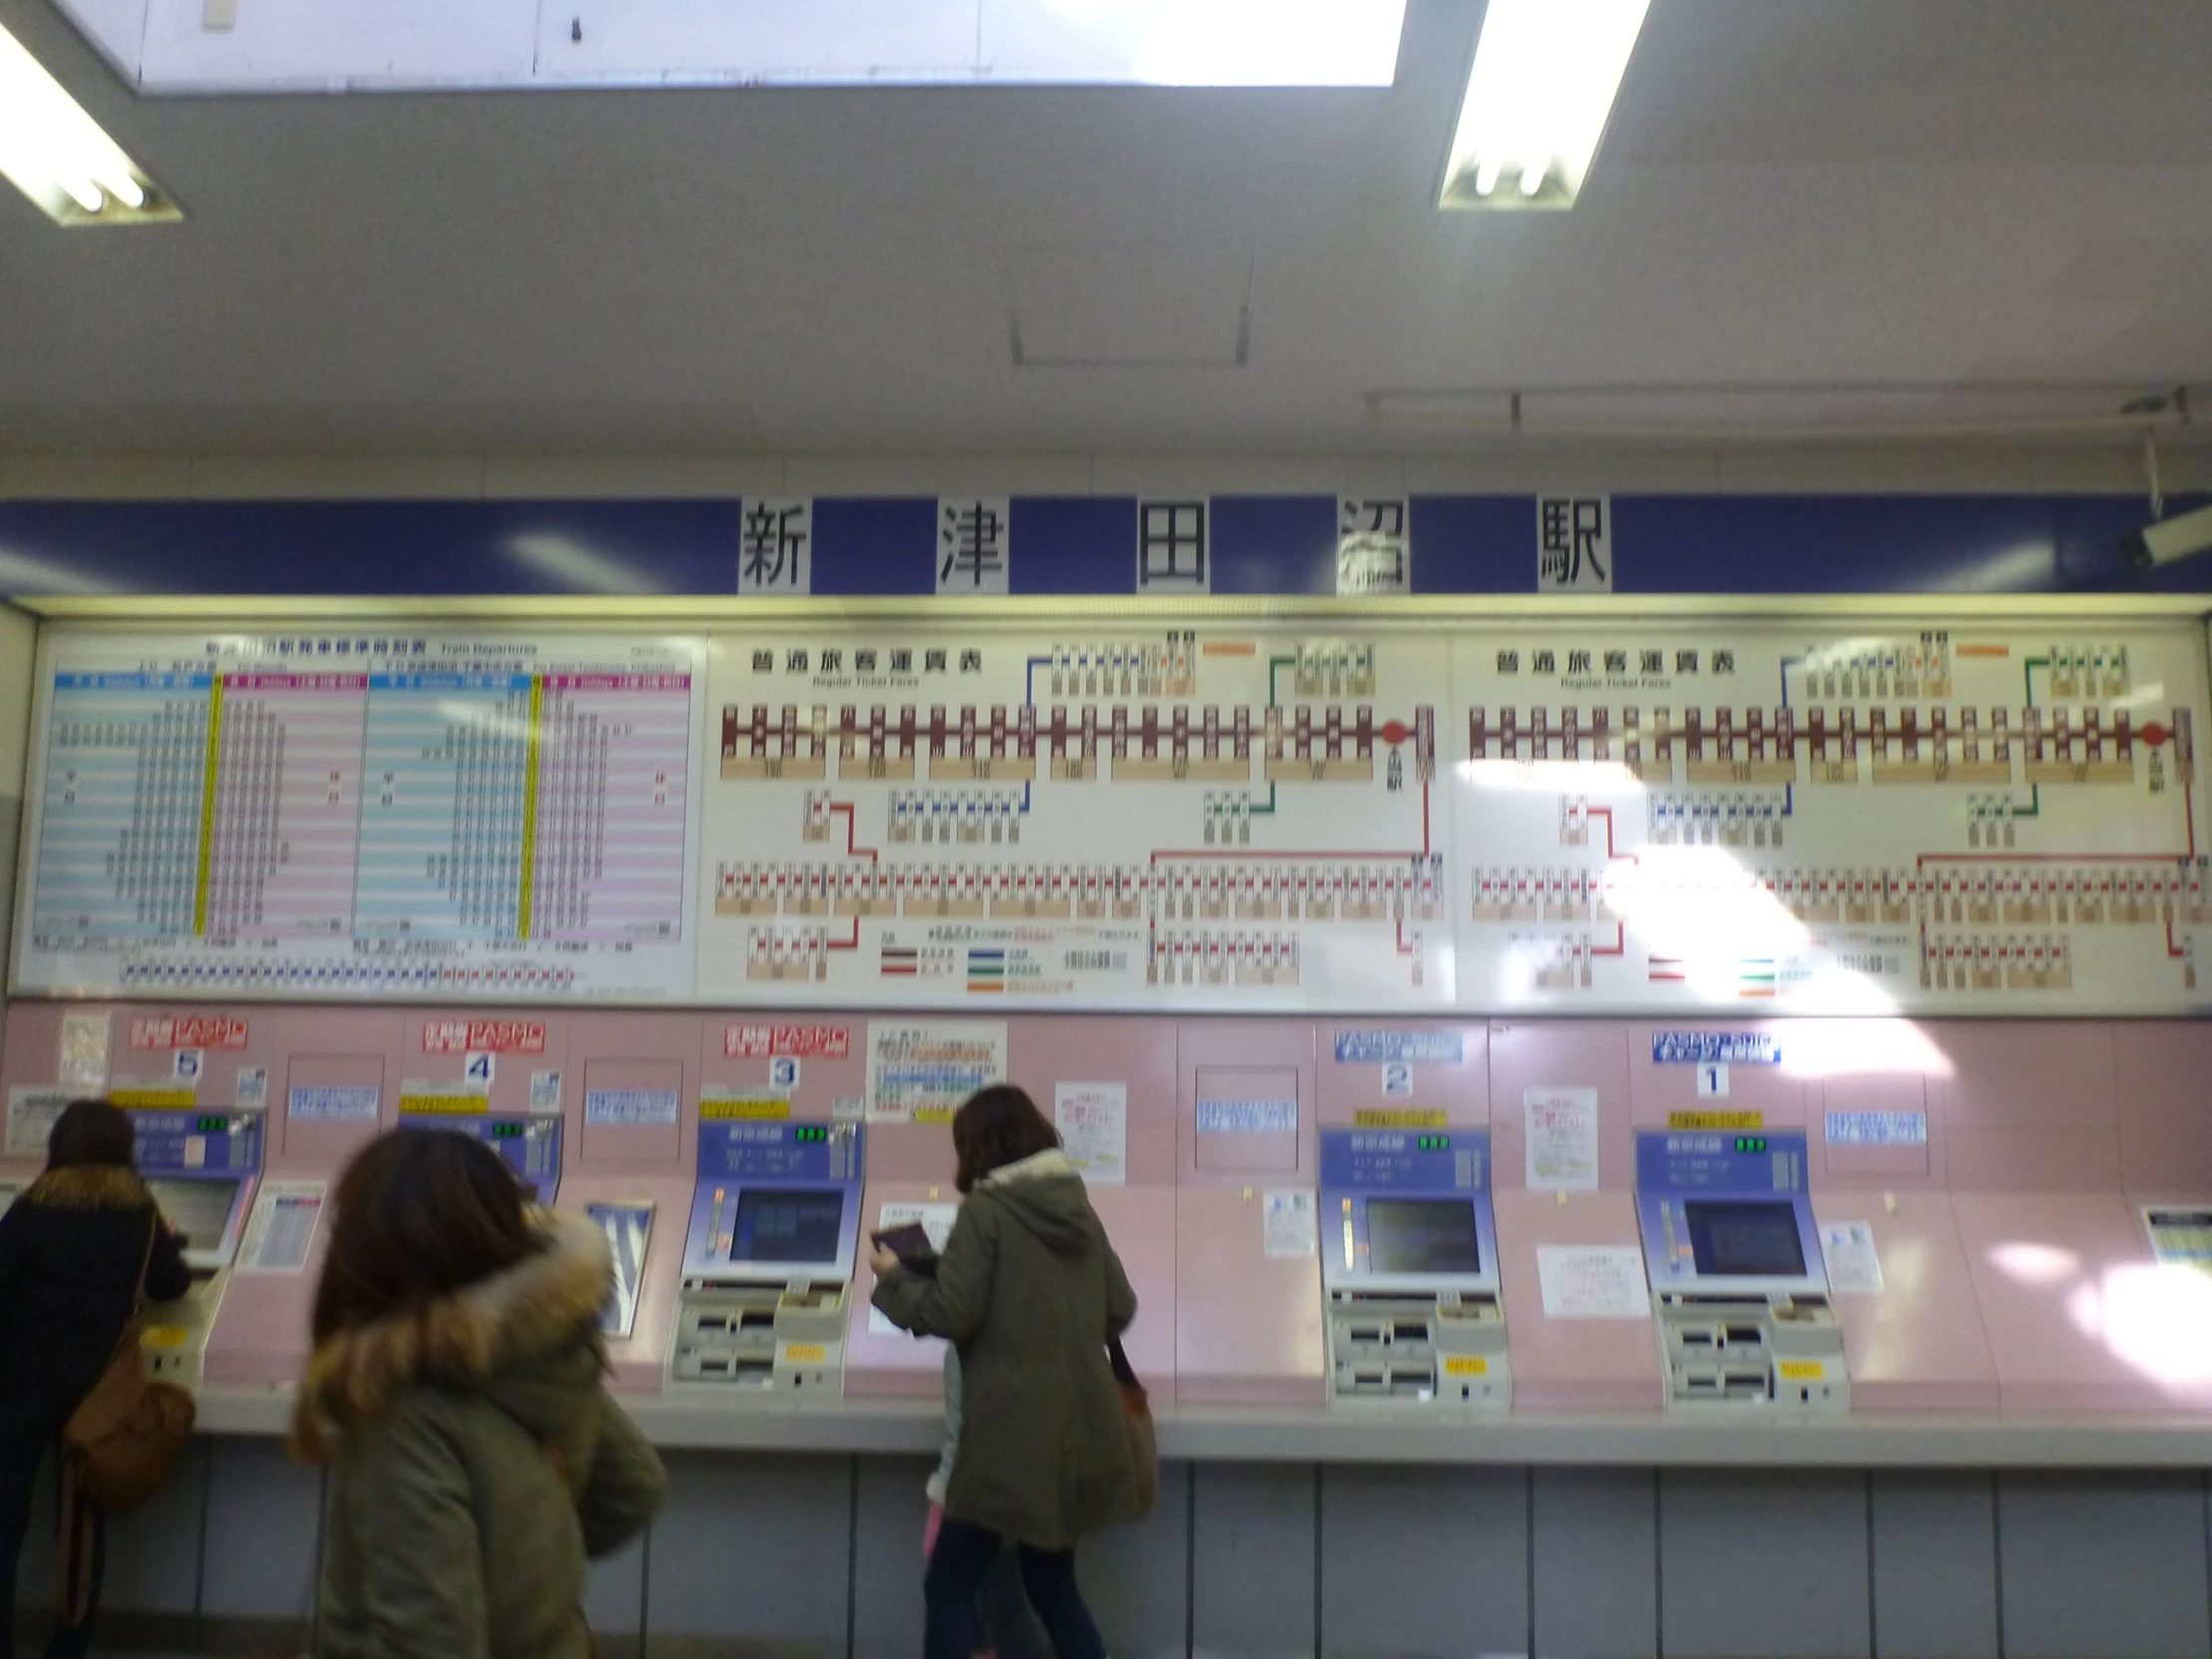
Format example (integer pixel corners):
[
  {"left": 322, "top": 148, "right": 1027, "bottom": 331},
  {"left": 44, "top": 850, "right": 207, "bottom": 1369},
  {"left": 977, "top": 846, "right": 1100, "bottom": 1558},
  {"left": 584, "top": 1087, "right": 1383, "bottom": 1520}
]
[
  {"left": 693, "top": 629, "right": 1452, "bottom": 1010},
  {"left": 59, "top": 1012, "right": 108, "bottom": 1092},
  {"left": 585, "top": 1088, "right": 680, "bottom": 1128},
  {"left": 866, "top": 1201, "right": 961, "bottom": 1338},
  {"left": 1819, "top": 1221, "right": 1885, "bottom": 1293},
  {"left": 288, "top": 1084, "right": 379, "bottom": 1124},
  {"left": 1263, "top": 1189, "right": 1318, "bottom": 1259},
  {"left": 1053, "top": 1081, "right": 1127, "bottom": 1186},
  {"left": 1537, "top": 1245, "right": 1651, "bottom": 1319},
  {"left": 235, "top": 1179, "right": 327, "bottom": 1274},
  {"left": 1524, "top": 1085, "right": 1600, "bottom": 1191},
  {"left": 15, "top": 630, "right": 704, "bottom": 1001},
  {"left": 866, "top": 1020, "right": 1007, "bottom": 1124},
  {"left": 6, "top": 1087, "right": 70, "bottom": 1158}
]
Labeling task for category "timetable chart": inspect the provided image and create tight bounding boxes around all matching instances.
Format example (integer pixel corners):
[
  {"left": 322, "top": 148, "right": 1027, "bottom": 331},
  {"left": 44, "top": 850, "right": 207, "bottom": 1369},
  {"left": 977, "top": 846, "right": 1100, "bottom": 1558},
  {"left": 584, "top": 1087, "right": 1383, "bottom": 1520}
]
[
  {"left": 16, "top": 634, "right": 705, "bottom": 1001},
  {"left": 32, "top": 673, "right": 211, "bottom": 943}
]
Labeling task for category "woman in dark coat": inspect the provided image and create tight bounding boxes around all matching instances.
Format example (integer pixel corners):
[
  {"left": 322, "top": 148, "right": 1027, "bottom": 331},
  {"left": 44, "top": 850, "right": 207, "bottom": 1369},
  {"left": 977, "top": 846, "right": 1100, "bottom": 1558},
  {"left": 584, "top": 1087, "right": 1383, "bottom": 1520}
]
[
  {"left": 870, "top": 1085, "right": 1140, "bottom": 1659},
  {"left": 0, "top": 1099, "right": 190, "bottom": 1659}
]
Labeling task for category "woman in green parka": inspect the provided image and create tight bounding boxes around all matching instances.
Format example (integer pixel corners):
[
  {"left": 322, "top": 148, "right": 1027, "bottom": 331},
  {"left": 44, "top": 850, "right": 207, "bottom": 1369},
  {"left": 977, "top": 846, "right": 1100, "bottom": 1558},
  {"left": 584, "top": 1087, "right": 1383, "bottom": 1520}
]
[
  {"left": 870, "top": 1084, "right": 1141, "bottom": 1659},
  {"left": 290, "top": 1130, "right": 667, "bottom": 1659}
]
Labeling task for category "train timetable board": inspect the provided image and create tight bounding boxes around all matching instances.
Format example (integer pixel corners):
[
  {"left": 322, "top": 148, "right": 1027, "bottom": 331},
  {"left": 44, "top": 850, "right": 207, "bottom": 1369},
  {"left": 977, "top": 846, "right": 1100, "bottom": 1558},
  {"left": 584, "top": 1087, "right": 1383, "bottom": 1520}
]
[
  {"left": 12, "top": 617, "right": 2212, "bottom": 1015},
  {"left": 14, "top": 630, "right": 703, "bottom": 1000},
  {"left": 695, "top": 629, "right": 1454, "bottom": 1007},
  {"left": 1453, "top": 623, "right": 2212, "bottom": 1013}
]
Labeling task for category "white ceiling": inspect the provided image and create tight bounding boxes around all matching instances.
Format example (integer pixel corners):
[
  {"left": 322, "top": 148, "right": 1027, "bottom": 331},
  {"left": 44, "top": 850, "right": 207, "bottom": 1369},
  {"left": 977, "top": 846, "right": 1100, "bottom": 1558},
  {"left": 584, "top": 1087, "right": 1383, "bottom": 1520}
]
[{"left": 1, "top": 0, "right": 2208, "bottom": 456}]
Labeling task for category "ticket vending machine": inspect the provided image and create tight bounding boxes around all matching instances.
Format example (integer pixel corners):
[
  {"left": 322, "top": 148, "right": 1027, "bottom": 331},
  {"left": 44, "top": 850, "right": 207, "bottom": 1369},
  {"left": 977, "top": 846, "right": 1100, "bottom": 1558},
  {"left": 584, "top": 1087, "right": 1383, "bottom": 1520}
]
[
  {"left": 133, "top": 1106, "right": 263, "bottom": 1387},
  {"left": 667, "top": 1118, "right": 864, "bottom": 1398},
  {"left": 1635, "top": 1129, "right": 1848, "bottom": 1410},
  {"left": 399, "top": 1105, "right": 564, "bottom": 1201},
  {"left": 1320, "top": 1127, "right": 1508, "bottom": 1408}
]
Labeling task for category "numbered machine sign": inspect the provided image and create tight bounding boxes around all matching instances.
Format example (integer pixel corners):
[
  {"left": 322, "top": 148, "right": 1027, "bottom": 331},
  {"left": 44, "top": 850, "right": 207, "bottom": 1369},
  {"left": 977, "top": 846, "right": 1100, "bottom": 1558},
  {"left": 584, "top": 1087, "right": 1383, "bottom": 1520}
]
[
  {"left": 463, "top": 1053, "right": 495, "bottom": 1090},
  {"left": 768, "top": 1057, "right": 801, "bottom": 1092}
]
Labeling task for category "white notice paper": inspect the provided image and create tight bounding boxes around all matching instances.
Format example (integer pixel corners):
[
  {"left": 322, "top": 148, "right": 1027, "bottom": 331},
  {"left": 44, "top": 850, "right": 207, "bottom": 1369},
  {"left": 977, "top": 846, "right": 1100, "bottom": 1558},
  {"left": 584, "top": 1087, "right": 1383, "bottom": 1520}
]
[
  {"left": 236, "top": 1180, "right": 328, "bottom": 1274},
  {"left": 1263, "top": 1189, "right": 1318, "bottom": 1259},
  {"left": 59, "top": 1013, "right": 109, "bottom": 1093},
  {"left": 529, "top": 1070, "right": 564, "bottom": 1114},
  {"left": 1820, "top": 1221, "right": 1885, "bottom": 1293},
  {"left": 1537, "top": 1246, "right": 1651, "bottom": 1319},
  {"left": 1525, "top": 1086, "right": 1600, "bottom": 1192},
  {"left": 6, "top": 1087, "right": 71, "bottom": 1159},
  {"left": 235, "top": 1067, "right": 269, "bottom": 1111},
  {"left": 867, "top": 1202, "right": 962, "bottom": 1338},
  {"left": 1055, "top": 1082, "right": 1127, "bottom": 1186},
  {"left": 867, "top": 1021, "right": 1008, "bottom": 1125}
]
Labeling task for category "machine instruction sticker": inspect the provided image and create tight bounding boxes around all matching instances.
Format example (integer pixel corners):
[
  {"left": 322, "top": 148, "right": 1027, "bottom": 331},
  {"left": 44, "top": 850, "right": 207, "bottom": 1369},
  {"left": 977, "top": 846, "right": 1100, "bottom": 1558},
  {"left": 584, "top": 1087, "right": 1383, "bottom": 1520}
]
[
  {"left": 1824, "top": 1110, "right": 1927, "bottom": 1147},
  {"left": 1262, "top": 1188, "right": 1318, "bottom": 1258},
  {"left": 1819, "top": 1221, "right": 1885, "bottom": 1293},
  {"left": 584, "top": 1088, "right": 680, "bottom": 1128},
  {"left": 5, "top": 1087, "right": 71, "bottom": 1158},
  {"left": 528, "top": 1069, "right": 563, "bottom": 1114},
  {"left": 288, "top": 1084, "right": 380, "bottom": 1124},
  {"left": 235, "top": 1180, "right": 327, "bottom": 1274},
  {"left": 866, "top": 1021, "right": 1007, "bottom": 1124},
  {"left": 1524, "top": 1085, "right": 1600, "bottom": 1191},
  {"left": 1197, "top": 1099, "right": 1298, "bottom": 1136},
  {"left": 234, "top": 1067, "right": 269, "bottom": 1110},
  {"left": 1353, "top": 1108, "right": 1447, "bottom": 1129},
  {"left": 1054, "top": 1082, "right": 1127, "bottom": 1186},
  {"left": 1536, "top": 1245, "right": 1651, "bottom": 1318},
  {"left": 59, "top": 1012, "right": 109, "bottom": 1092}
]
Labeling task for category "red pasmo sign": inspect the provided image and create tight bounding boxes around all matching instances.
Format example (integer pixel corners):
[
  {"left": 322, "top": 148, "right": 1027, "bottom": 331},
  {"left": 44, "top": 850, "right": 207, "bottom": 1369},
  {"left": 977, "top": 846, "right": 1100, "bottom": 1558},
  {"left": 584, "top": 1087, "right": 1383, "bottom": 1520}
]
[
  {"left": 423, "top": 1020, "right": 547, "bottom": 1054},
  {"left": 724, "top": 1024, "right": 850, "bottom": 1059},
  {"left": 129, "top": 1016, "right": 248, "bottom": 1050}
]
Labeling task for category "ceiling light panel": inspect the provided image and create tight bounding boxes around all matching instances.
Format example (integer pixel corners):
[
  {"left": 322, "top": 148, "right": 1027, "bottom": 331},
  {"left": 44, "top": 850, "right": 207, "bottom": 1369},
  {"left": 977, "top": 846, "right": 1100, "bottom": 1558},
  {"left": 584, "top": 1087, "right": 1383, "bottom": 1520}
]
[
  {"left": 79, "top": 0, "right": 1407, "bottom": 93},
  {"left": 0, "top": 21, "right": 178, "bottom": 224},
  {"left": 1439, "top": 0, "right": 1650, "bottom": 211}
]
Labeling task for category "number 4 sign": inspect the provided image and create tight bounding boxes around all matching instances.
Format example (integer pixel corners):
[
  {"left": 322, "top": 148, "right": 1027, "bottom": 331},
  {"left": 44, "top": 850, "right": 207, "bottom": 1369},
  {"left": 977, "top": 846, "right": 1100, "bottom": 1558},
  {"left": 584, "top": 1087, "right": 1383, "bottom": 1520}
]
[{"left": 464, "top": 1053, "right": 495, "bottom": 1092}]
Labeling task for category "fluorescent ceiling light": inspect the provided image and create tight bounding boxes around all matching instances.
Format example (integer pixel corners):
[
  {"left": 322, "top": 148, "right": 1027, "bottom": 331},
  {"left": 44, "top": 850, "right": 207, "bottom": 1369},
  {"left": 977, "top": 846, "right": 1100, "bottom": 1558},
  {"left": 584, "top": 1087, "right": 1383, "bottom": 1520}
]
[
  {"left": 1439, "top": 0, "right": 1650, "bottom": 211},
  {"left": 0, "top": 20, "right": 178, "bottom": 225}
]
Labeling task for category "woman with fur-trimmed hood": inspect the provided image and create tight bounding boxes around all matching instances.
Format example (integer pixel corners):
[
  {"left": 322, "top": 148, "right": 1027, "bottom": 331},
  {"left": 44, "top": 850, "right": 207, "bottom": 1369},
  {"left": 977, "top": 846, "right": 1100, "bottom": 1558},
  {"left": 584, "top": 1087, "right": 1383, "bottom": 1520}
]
[
  {"left": 291, "top": 1130, "right": 666, "bottom": 1659},
  {"left": 0, "top": 1099, "right": 192, "bottom": 1659}
]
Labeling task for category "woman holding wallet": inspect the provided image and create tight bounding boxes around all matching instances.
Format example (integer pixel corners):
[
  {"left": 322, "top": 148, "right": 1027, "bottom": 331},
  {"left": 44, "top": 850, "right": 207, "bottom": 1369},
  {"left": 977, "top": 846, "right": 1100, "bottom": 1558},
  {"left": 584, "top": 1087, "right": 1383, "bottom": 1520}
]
[{"left": 869, "top": 1084, "right": 1141, "bottom": 1659}]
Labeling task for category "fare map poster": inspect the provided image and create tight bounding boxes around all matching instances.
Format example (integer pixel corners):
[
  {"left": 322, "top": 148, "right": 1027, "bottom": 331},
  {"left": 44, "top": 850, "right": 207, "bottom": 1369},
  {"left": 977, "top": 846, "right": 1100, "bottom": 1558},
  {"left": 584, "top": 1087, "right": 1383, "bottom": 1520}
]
[{"left": 14, "top": 618, "right": 2211, "bottom": 1015}]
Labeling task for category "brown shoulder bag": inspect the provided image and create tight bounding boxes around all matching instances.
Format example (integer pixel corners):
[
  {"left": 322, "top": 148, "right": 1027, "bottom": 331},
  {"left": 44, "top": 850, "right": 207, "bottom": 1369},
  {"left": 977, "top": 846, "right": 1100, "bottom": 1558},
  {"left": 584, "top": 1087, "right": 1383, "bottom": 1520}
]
[
  {"left": 1108, "top": 1336, "right": 1159, "bottom": 1522},
  {"left": 60, "top": 1216, "right": 197, "bottom": 1515}
]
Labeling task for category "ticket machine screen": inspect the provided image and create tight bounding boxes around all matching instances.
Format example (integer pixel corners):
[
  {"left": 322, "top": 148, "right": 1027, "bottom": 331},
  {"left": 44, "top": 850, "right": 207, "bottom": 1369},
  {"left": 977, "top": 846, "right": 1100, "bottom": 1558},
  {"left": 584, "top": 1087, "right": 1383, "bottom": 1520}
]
[
  {"left": 1365, "top": 1198, "right": 1482, "bottom": 1275},
  {"left": 148, "top": 1178, "right": 244, "bottom": 1253},
  {"left": 1685, "top": 1199, "right": 1806, "bottom": 1278},
  {"left": 734, "top": 1189, "right": 846, "bottom": 1264}
]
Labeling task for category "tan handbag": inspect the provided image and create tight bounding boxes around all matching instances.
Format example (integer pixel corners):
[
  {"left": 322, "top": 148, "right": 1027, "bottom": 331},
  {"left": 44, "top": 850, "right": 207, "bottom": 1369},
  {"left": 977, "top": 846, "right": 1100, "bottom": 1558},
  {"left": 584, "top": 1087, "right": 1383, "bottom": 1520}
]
[
  {"left": 1108, "top": 1336, "right": 1159, "bottom": 1522},
  {"left": 60, "top": 1217, "right": 197, "bottom": 1516}
]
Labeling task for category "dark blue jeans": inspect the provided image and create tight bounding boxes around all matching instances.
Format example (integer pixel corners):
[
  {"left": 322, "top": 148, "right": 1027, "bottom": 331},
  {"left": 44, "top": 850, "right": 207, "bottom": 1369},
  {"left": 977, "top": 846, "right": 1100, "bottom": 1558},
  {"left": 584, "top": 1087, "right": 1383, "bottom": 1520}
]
[
  {"left": 0, "top": 1431, "right": 103, "bottom": 1659},
  {"left": 925, "top": 1518, "right": 1106, "bottom": 1659}
]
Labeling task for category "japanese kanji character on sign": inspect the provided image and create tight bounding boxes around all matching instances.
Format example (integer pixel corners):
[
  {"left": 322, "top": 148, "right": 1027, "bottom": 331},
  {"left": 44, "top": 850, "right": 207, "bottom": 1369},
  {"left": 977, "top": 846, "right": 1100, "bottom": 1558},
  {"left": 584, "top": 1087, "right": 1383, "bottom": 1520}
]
[
  {"left": 1337, "top": 495, "right": 1410, "bottom": 596},
  {"left": 739, "top": 497, "right": 813, "bottom": 594},
  {"left": 937, "top": 497, "right": 1011, "bottom": 595},
  {"left": 1137, "top": 500, "right": 1209, "bottom": 591},
  {"left": 1536, "top": 494, "right": 1612, "bottom": 592}
]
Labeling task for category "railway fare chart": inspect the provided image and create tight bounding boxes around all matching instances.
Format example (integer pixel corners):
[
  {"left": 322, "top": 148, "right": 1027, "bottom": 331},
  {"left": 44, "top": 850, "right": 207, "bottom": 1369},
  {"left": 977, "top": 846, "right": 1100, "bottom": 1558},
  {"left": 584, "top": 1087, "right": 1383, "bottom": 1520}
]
[
  {"left": 17, "top": 633, "right": 703, "bottom": 999},
  {"left": 1451, "top": 624, "right": 2212, "bottom": 1014},
  {"left": 695, "top": 630, "right": 1453, "bottom": 1007}
]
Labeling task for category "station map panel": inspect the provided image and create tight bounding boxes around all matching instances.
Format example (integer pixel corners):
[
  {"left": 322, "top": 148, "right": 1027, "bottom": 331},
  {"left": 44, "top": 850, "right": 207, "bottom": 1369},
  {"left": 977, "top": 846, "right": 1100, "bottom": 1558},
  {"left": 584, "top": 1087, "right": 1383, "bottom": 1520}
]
[{"left": 15, "top": 620, "right": 2208, "bottom": 1014}]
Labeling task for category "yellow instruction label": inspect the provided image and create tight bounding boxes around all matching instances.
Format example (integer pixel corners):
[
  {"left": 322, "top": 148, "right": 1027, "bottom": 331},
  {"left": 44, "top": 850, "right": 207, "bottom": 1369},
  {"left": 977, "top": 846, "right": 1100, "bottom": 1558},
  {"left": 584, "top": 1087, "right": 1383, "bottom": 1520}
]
[
  {"left": 1667, "top": 1110, "right": 1763, "bottom": 1131},
  {"left": 1354, "top": 1109, "right": 1449, "bottom": 1130},
  {"left": 1777, "top": 1360, "right": 1825, "bottom": 1381},
  {"left": 1442, "top": 1355, "right": 1489, "bottom": 1377},
  {"left": 781, "top": 1343, "right": 827, "bottom": 1366},
  {"left": 142, "top": 1327, "right": 189, "bottom": 1351},
  {"left": 399, "top": 1095, "right": 489, "bottom": 1116},
  {"left": 700, "top": 1095, "right": 791, "bottom": 1121}
]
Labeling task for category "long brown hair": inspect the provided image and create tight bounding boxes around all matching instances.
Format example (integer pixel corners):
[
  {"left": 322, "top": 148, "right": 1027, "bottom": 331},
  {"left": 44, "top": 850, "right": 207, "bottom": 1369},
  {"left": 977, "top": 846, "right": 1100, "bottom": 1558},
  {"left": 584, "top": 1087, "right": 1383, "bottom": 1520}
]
[
  {"left": 47, "top": 1099, "right": 135, "bottom": 1170},
  {"left": 310, "top": 1130, "right": 536, "bottom": 1345},
  {"left": 951, "top": 1085, "right": 1061, "bottom": 1194}
]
